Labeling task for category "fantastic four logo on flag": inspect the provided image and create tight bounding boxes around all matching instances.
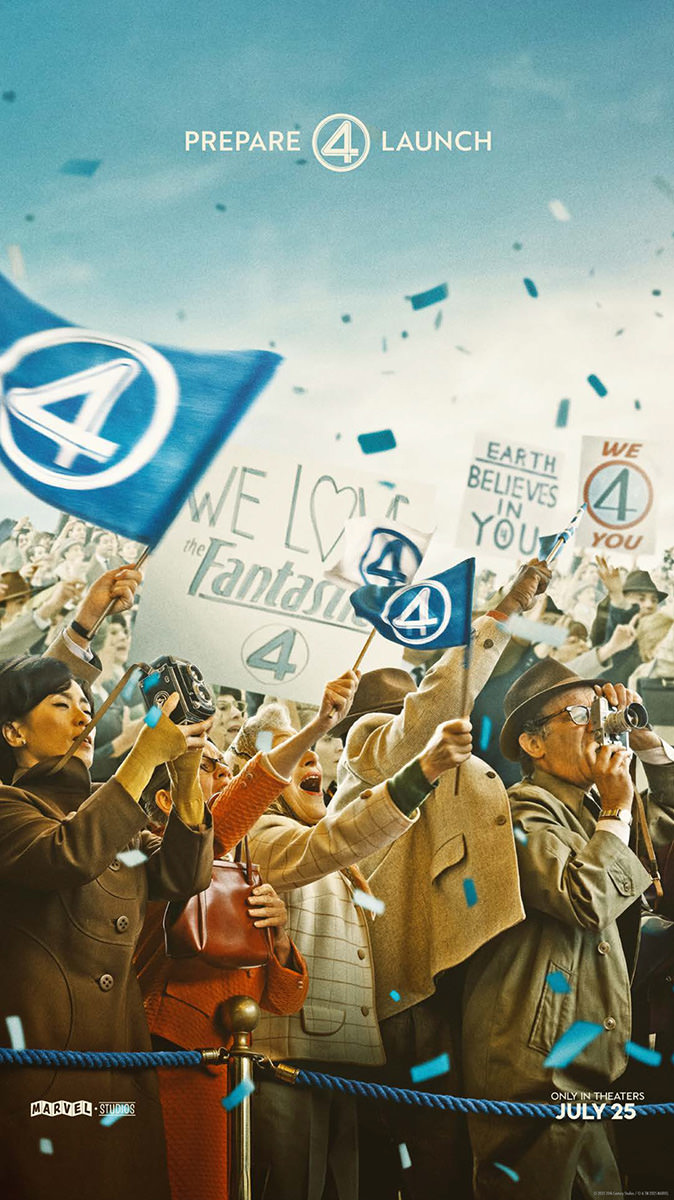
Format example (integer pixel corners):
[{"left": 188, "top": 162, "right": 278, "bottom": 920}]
[
  {"left": 0, "top": 274, "right": 281, "bottom": 545},
  {"left": 350, "top": 557, "right": 475, "bottom": 649},
  {"left": 323, "top": 515, "right": 432, "bottom": 590}
]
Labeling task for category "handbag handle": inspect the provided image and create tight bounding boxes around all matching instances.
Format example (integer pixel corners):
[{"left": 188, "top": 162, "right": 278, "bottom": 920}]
[{"left": 233, "top": 836, "right": 254, "bottom": 884}]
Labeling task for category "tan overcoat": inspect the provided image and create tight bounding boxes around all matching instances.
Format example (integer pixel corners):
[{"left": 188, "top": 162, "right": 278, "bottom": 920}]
[{"left": 330, "top": 615, "right": 525, "bottom": 1019}]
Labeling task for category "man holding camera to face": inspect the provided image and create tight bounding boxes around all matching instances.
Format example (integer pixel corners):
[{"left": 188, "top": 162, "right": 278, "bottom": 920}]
[{"left": 462, "top": 658, "right": 674, "bottom": 1200}]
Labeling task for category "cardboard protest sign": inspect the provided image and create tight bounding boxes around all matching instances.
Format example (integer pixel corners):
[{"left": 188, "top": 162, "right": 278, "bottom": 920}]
[
  {"left": 457, "top": 435, "right": 563, "bottom": 557},
  {"left": 576, "top": 436, "right": 657, "bottom": 554},
  {"left": 131, "top": 445, "right": 435, "bottom": 699}
]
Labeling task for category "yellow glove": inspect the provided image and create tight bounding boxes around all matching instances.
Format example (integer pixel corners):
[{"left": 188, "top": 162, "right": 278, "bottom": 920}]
[
  {"left": 167, "top": 747, "right": 205, "bottom": 829},
  {"left": 115, "top": 693, "right": 186, "bottom": 801}
]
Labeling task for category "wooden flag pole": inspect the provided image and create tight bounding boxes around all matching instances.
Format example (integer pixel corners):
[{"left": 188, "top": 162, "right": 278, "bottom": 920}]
[
  {"left": 86, "top": 545, "right": 151, "bottom": 638},
  {"left": 352, "top": 627, "right": 376, "bottom": 672}
]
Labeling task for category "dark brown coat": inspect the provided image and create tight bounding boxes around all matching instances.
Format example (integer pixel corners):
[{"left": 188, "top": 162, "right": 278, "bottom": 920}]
[{"left": 0, "top": 756, "right": 213, "bottom": 1200}]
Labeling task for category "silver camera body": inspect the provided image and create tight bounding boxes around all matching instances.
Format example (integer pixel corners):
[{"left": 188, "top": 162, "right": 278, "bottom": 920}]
[{"left": 590, "top": 695, "right": 649, "bottom": 748}]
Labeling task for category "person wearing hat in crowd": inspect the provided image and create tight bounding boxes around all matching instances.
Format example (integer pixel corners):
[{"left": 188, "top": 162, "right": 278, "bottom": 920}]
[
  {"left": 593, "top": 560, "right": 668, "bottom": 687},
  {"left": 461, "top": 658, "right": 674, "bottom": 1199},
  {"left": 329, "top": 558, "right": 552, "bottom": 1199}
]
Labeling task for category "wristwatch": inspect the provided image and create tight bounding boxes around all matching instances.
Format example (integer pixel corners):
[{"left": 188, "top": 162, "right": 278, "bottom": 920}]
[
  {"left": 597, "top": 807, "right": 633, "bottom": 826},
  {"left": 69, "top": 619, "right": 93, "bottom": 641}
]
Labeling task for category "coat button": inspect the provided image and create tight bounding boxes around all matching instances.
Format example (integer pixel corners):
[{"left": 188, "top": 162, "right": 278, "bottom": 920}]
[
  {"left": 603, "top": 1016, "right": 616, "bottom": 1031},
  {"left": 360, "top": 1005, "right": 370, "bottom": 1017},
  {"left": 486, "top": 771, "right": 496, "bottom": 779},
  {"left": 484, "top": 638, "right": 494, "bottom": 649},
  {"left": 597, "top": 941, "right": 611, "bottom": 955},
  {"left": 357, "top": 949, "right": 366, "bottom": 960},
  {"left": 109, "top": 860, "right": 121, "bottom": 872},
  {"left": 114, "top": 915, "right": 129, "bottom": 933},
  {"left": 98, "top": 974, "right": 114, "bottom": 991},
  {"left": 496, "top": 814, "right": 507, "bottom": 826}
]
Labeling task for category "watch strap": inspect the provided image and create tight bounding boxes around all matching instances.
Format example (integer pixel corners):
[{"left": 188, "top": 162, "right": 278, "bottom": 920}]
[
  {"left": 598, "top": 806, "right": 632, "bottom": 825},
  {"left": 69, "top": 619, "right": 93, "bottom": 642}
]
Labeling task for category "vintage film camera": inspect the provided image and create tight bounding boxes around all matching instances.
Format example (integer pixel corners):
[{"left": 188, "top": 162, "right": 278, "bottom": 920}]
[
  {"left": 590, "top": 695, "right": 649, "bottom": 748},
  {"left": 140, "top": 656, "right": 216, "bottom": 725}
]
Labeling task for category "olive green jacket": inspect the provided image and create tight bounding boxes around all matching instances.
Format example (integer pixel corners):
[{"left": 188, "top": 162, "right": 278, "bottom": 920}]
[{"left": 463, "top": 762, "right": 674, "bottom": 1098}]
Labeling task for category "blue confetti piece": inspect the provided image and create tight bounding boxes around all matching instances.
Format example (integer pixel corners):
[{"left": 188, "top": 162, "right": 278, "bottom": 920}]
[
  {"left": 479, "top": 715, "right": 492, "bottom": 752},
  {"left": 39, "top": 1138, "right": 53, "bottom": 1154},
  {"left": 587, "top": 374, "right": 607, "bottom": 397},
  {"left": 625, "top": 1040, "right": 662, "bottom": 1067},
  {"left": 634, "top": 400, "right": 642, "bottom": 411},
  {"left": 494, "top": 1162, "right": 520, "bottom": 1183},
  {"left": 378, "top": 480, "right": 396, "bottom": 489},
  {"left": 215, "top": 203, "right": 227, "bottom": 212},
  {"left": 255, "top": 730, "right": 273, "bottom": 753},
  {"left": 555, "top": 399, "right": 570, "bottom": 428},
  {"left": 142, "top": 671, "right": 161, "bottom": 693},
  {"left": 389, "top": 990, "right": 401, "bottom": 1002},
  {"left": 398, "top": 1143, "right": 412, "bottom": 1170},
  {"left": 512, "top": 241, "right": 523, "bottom": 250},
  {"left": 100, "top": 1109, "right": 130, "bottom": 1127},
  {"left": 543, "top": 1021, "right": 603, "bottom": 1069},
  {"left": 434, "top": 309, "right": 443, "bottom": 329},
  {"left": 2, "top": 90, "right": 16, "bottom": 102},
  {"left": 357, "top": 429, "right": 397, "bottom": 455},
  {"left": 410, "top": 1052, "right": 450, "bottom": 1083},
  {"left": 407, "top": 282, "right": 448, "bottom": 310},
  {"left": 6, "top": 1015, "right": 25, "bottom": 1050},
  {"left": 341, "top": 314, "right": 352, "bottom": 323},
  {"left": 221, "top": 1078, "right": 255, "bottom": 1111},
  {"left": 546, "top": 971, "right": 571, "bottom": 994},
  {"left": 463, "top": 878, "right": 478, "bottom": 908},
  {"left": 652, "top": 288, "right": 662, "bottom": 296},
  {"left": 144, "top": 705, "right": 162, "bottom": 728},
  {"left": 353, "top": 887, "right": 385, "bottom": 915},
  {"left": 121, "top": 668, "right": 142, "bottom": 705},
  {"left": 117, "top": 848, "right": 148, "bottom": 867},
  {"left": 523, "top": 278, "right": 538, "bottom": 298},
  {"left": 513, "top": 824, "right": 528, "bottom": 846},
  {"left": 60, "top": 159, "right": 102, "bottom": 177}
]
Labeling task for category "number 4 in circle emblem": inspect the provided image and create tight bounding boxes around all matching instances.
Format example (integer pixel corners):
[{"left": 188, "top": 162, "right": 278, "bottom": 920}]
[
  {"left": 242, "top": 624, "right": 310, "bottom": 684},
  {"left": 312, "top": 114, "right": 371, "bottom": 172}
]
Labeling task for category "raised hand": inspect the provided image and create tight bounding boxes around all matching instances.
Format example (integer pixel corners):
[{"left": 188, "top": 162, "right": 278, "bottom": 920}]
[{"left": 418, "top": 718, "right": 473, "bottom": 783}]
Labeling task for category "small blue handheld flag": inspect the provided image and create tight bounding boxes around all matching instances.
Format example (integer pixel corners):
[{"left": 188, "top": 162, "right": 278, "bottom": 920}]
[
  {"left": 350, "top": 558, "right": 475, "bottom": 650},
  {"left": 0, "top": 274, "right": 281, "bottom": 545}
]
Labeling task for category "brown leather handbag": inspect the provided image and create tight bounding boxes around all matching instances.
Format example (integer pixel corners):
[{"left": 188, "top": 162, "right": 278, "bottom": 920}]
[{"left": 163, "top": 838, "right": 273, "bottom": 969}]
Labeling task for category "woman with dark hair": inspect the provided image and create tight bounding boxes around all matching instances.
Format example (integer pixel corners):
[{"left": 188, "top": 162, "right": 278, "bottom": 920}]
[{"left": 0, "top": 655, "right": 214, "bottom": 1200}]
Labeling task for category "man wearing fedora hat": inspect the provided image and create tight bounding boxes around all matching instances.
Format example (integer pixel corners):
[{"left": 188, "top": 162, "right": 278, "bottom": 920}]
[
  {"left": 593, "top": 563, "right": 669, "bottom": 688},
  {"left": 329, "top": 558, "right": 552, "bottom": 1197},
  {"left": 461, "top": 658, "right": 674, "bottom": 1198}
]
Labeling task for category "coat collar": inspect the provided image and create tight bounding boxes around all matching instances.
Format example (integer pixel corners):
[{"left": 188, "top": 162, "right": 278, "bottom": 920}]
[
  {"left": 529, "top": 766, "right": 589, "bottom": 819},
  {"left": 11, "top": 755, "right": 92, "bottom": 812},
  {"left": 524, "top": 767, "right": 601, "bottom": 838}
]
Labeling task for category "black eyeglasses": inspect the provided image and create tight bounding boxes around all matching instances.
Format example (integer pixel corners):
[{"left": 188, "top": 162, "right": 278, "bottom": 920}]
[
  {"left": 533, "top": 704, "right": 592, "bottom": 730},
  {"left": 200, "top": 756, "right": 228, "bottom": 774}
]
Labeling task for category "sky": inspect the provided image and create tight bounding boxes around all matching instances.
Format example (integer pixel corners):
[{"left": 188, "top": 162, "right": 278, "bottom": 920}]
[{"left": 1, "top": 0, "right": 673, "bottom": 559}]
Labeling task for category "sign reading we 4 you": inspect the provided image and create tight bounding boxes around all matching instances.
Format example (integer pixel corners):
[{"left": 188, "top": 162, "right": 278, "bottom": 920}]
[{"left": 576, "top": 436, "right": 657, "bottom": 554}]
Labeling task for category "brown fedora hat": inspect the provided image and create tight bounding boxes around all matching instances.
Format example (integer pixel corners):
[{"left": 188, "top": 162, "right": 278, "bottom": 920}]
[
  {"left": 331, "top": 667, "right": 417, "bottom": 740},
  {"left": 500, "top": 659, "right": 605, "bottom": 762},
  {"left": 623, "top": 569, "right": 667, "bottom": 604}
]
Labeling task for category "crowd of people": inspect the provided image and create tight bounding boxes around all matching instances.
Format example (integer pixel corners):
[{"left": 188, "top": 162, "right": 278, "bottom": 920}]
[{"left": 0, "top": 510, "right": 672, "bottom": 1200}]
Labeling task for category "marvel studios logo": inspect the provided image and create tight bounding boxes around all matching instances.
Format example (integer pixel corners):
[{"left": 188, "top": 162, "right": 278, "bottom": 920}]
[
  {"left": 31, "top": 1101, "right": 136, "bottom": 1117},
  {"left": 184, "top": 112, "right": 492, "bottom": 171}
]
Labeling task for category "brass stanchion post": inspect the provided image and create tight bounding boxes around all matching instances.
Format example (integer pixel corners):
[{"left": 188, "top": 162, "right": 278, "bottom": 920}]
[{"left": 220, "top": 995, "right": 261, "bottom": 1200}]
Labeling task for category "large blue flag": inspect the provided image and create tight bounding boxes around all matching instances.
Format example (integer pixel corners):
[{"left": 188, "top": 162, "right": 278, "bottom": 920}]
[
  {"left": 0, "top": 274, "right": 281, "bottom": 545},
  {"left": 350, "top": 558, "right": 475, "bottom": 650}
]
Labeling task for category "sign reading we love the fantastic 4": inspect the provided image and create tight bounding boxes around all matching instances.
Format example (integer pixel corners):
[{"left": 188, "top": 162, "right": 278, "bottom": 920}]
[{"left": 132, "top": 445, "right": 435, "bottom": 698}]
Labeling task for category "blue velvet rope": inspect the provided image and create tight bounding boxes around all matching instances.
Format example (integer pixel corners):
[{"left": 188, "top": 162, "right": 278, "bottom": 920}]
[{"left": 2, "top": 1050, "right": 673, "bottom": 1118}]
